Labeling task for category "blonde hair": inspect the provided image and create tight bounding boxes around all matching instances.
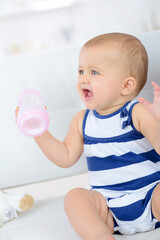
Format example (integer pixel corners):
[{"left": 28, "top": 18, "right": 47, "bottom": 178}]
[{"left": 84, "top": 33, "right": 148, "bottom": 94}]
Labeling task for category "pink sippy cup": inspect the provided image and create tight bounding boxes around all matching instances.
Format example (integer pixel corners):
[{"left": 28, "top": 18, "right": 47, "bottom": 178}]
[{"left": 17, "top": 89, "right": 49, "bottom": 137}]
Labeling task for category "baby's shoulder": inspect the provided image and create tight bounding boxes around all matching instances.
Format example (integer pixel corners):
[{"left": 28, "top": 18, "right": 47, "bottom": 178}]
[
  {"left": 73, "top": 109, "right": 86, "bottom": 121},
  {"left": 132, "top": 102, "right": 154, "bottom": 132},
  {"left": 71, "top": 109, "right": 86, "bottom": 137},
  {"left": 131, "top": 102, "right": 144, "bottom": 132},
  {"left": 132, "top": 102, "right": 150, "bottom": 117}
]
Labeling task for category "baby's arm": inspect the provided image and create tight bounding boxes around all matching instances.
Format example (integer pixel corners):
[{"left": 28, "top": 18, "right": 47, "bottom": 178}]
[
  {"left": 133, "top": 82, "right": 160, "bottom": 154},
  {"left": 34, "top": 110, "right": 85, "bottom": 168}
]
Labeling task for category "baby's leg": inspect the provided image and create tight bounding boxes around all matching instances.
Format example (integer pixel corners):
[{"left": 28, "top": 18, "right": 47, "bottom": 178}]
[
  {"left": 64, "top": 188, "right": 115, "bottom": 240},
  {"left": 152, "top": 183, "right": 160, "bottom": 221}
]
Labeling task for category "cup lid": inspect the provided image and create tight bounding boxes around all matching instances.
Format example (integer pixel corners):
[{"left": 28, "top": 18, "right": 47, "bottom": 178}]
[{"left": 18, "top": 89, "right": 44, "bottom": 106}]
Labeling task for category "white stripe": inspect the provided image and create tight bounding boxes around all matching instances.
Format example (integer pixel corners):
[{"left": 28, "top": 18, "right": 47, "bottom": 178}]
[
  {"left": 114, "top": 199, "right": 155, "bottom": 234},
  {"left": 84, "top": 138, "right": 153, "bottom": 157},
  {"left": 108, "top": 192, "right": 146, "bottom": 208},
  {"left": 85, "top": 101, "right": 138, "bottom": 139},
  {"left": 88, "top": 161, "right": 160, "bottom": 186},
  {"left": 85, "top": 111, "right": 132, "bottom": 138},
  {"left": 91, "top": 188, "right": 125, "bottom": 199},
  {"left": 92, "top": 181, "right": 160, "bottom": 200},
  {"left": 108, "top": 181, "right": 160, "bottom": 208},
  {"left": 108, "top": 190, "right": 148, "bottom": 208}
]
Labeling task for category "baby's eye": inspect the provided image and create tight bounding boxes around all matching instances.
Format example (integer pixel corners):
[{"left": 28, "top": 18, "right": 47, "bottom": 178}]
[
  {"left": 79, "top": 70, "right": 84, "bottom": 75},
  {"left": 92, "top": 70, "right": 99, "bottom": 75}
]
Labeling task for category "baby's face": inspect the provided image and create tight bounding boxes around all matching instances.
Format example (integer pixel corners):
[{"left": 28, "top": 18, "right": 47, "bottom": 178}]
[{"left": 77, "top": 45, "right": 126, "bottom": 114}]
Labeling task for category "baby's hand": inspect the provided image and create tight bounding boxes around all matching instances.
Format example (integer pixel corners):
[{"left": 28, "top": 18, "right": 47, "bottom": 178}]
[
  {"left": 15, "top": 106, "right": 19, "bottom": 123},
  {"left": 138, "top": 81, "right": 160, "bottom": 121}
]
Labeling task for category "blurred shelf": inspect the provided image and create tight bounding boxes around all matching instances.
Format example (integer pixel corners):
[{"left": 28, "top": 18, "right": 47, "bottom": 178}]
[
  {"left": 0, "top": 0, "right": 77, "bottom": 19},
  {"left": 0, "top": 43, "right": 80, "bottom": 63}
]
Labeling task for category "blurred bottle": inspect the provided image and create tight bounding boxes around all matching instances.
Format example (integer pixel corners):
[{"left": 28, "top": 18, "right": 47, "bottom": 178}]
[{"left": 17, "top": 89, "right": 49, "bottom": 137}]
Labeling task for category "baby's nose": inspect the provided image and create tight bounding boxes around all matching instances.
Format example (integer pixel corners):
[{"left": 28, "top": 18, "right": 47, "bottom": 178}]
[{"left": 82, "top": 75, "right": 90, "bottom": 84}]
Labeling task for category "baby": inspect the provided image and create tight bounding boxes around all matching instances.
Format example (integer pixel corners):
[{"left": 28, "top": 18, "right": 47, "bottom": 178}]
[{"left": 16, "top": 33, "right": 160, "bottom": 240}]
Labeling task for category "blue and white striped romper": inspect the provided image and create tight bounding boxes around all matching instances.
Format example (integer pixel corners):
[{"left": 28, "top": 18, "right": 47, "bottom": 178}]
[{"left": 83, "top": 100, "right": 160, "bottom": 235}]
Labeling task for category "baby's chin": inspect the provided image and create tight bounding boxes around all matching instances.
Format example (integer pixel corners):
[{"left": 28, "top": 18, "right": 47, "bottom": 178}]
[{"left": 83, "top": 101, "right": 96, "bottom": 110}]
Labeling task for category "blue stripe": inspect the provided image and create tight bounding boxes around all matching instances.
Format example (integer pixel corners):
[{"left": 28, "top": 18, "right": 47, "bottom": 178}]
[
  {"left": 93, "top": 101, "right": 131, "bottom": 119},
  {"left": 87, "top": 149, "right": 160, "bottom": 171},
  {"left": 91, "top": 172, "right": 160, "bottom": 191},
  {"left": 110, "top": 186, "right": 155, "bottom": 221},
  {"left": 155, "top": 222, "right": 160, "bottom": 229},
  {"left": 84, "top": 130, "right": 144, "bottom": 144},
  {"left": 128, "top": 101, "right": 139, "bottom": 131}
]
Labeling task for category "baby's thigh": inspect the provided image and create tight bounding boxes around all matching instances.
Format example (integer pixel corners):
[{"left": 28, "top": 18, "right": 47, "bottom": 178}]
[
  {"left": 64, "top": 188, "right": 114, "bottom": 231},
  {"left": 91, "top": 190, "right": 114, "bottom": 229},
  {"left": 152, "top": 183, "right": 160, "bottom": 221}
]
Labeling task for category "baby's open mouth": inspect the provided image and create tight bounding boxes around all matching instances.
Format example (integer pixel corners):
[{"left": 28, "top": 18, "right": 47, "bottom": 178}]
[{"left": 82, "top": 89, "right": 93, "bottom": 100}]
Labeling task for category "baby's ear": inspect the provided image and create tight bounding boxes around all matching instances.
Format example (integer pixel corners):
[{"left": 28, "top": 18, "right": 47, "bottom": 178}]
[{"left": 121, "top": 77, "right": 136, "bottom": 96}]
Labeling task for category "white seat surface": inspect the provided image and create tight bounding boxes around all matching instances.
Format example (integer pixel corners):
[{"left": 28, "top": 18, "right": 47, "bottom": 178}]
[{"left": 1, "top": 195, "right": 160, "bottom": 240}]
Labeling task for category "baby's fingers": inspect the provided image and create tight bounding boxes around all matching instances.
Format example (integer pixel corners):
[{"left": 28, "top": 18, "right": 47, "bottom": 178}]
[
  {"left": 152, "top": 81, "right": 160, "bottom": 91},
  {"left": 15, "top": 106, "right": 19, "bottom": 119},
  {"left": 138, "top": 97, "right": 152, "bottom": 110},
  {"left": 152, "top": 82, "right": 160, "bottom": 99}
]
